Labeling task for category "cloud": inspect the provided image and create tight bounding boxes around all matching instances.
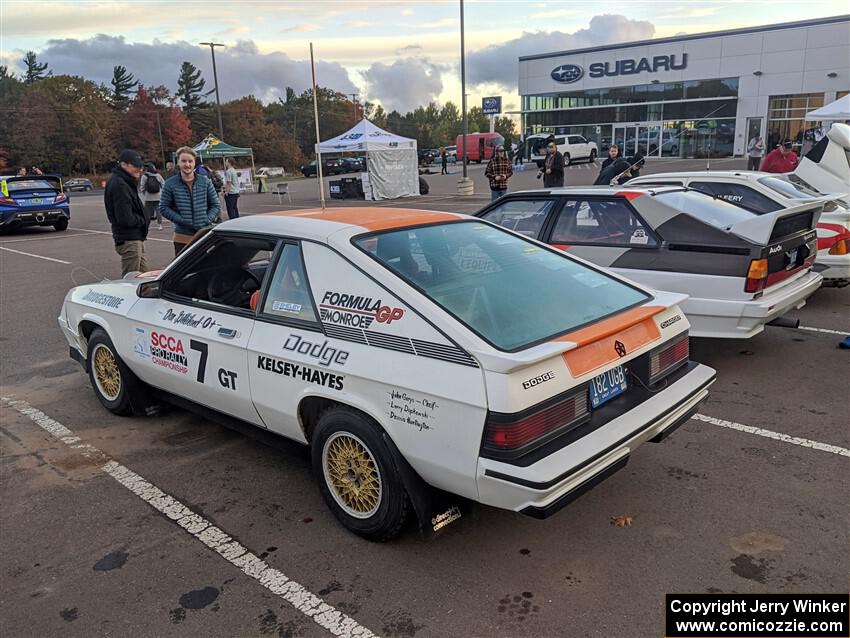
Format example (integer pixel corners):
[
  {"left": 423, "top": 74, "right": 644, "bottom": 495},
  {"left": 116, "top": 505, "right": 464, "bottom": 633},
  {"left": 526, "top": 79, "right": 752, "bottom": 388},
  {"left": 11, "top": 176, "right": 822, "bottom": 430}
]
[
  {"left": 346, "top": 20, "right": 371, "bottom": 28},
  {"left": 216, "top": 26, "right": 250, "bottom": 36},
  {"left": 360, "top": 58, "right": 445, "bottom": 112},
  {"left": 529, "top": 9, "right": 580, "bottom": 19},
  {"left": 401, "top": 8, "right": 415, "bottom": 16},
  {"left": 467, "top": 14, "right": 655, "bottom": 89},
  {"left": 658, "top": 7, "right": 719, "bottom": 19},
  {"left": 26, "top": 34, "right": 357, "bottom": 103},
  {"left": 420, "top": 18, "right": 457, "bottom": 29},
  {"left": 281, "top": 24, "right": 321, "bottom": 33},
  {"left": 395, "top": 44, "right": 423, "bottom": 55}
]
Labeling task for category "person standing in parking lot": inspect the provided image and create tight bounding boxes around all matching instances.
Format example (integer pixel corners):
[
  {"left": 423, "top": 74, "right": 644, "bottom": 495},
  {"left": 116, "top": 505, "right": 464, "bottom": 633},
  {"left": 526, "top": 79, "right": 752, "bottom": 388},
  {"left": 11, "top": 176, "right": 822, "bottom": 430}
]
[
  {"left": 747, "top": 135, "right": 764, "bottom": 171},
  {"left": 760, "top": 139, "right": 799, "bottom": 173},
  {"left": 484, "top": 146, "right": 513, "bottom": 201},
  {"left": 540, "top": 141, "right": 564, "bottom": 188},
  {"left": 439, "top": 147, "right": 448, "bottom": 175},
  {"left": 223, "top": 157, "right": 240, "bottom": 219},
  {"left": 104, "top": 149, "right": 149, "bottom": 276},
  {"left": 159, "top": 146, "right": 220, "bottom": 256},
  {"left": 139, "top": 162, "right": 165, "bottom": 230}
]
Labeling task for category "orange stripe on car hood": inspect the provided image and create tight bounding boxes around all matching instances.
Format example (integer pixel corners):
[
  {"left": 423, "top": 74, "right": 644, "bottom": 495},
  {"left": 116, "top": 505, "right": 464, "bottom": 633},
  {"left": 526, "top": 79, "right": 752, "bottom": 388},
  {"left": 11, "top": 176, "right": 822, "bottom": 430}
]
[
  {"left": 265, "top": 207, "right": 460, "bottom": 231},
  {"left": 556, "top": 305, "right": 664, "bottom": 377}
]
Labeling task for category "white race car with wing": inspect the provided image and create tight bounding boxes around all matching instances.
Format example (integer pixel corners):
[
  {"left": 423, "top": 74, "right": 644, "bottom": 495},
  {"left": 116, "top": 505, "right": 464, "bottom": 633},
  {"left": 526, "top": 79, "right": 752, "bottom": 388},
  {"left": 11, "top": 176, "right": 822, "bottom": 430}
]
[{"left": 60, "top": 208, "right": 715, "bottom": 540}]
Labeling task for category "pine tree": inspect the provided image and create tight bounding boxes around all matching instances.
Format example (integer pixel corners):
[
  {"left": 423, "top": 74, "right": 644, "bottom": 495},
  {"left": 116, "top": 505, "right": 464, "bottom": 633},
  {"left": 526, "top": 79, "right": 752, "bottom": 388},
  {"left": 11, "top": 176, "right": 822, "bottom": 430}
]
[
  {"left": 0, "top": 65, "right": 13, "bottom": 80},
  {"left": 111, "top": 65, "right": 138, "bottom": 110},
  {"left": 23, "top": 51, "right": 48, "bottom": 85},
  {"left": 176, "top": 61, "right": 207, "bottom": 111}
]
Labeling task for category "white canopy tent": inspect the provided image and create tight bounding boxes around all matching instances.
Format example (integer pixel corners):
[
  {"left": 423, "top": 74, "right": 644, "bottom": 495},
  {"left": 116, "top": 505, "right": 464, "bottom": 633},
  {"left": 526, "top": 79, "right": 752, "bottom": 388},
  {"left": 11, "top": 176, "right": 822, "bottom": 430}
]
[
  {"left": 316, "top": 119, "right": 419, "bottom": 200},
  {"left": 805, "top": 95, "right": 850, "bottom": 121}
]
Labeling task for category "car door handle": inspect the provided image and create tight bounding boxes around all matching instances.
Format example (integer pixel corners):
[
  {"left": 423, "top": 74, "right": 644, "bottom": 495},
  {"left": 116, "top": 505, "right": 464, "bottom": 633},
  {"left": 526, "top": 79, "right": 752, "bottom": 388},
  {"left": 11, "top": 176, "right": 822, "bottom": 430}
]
[{"left": 218, "top": 327, "right": 237, "bottom": 339}]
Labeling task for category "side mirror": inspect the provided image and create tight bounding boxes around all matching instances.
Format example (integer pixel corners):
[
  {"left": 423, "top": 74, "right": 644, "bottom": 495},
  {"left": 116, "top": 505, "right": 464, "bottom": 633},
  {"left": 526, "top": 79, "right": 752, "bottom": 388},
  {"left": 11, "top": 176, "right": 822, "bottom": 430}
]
[{"left": 137, "top": 281, "right": 161, "bottom": 298}]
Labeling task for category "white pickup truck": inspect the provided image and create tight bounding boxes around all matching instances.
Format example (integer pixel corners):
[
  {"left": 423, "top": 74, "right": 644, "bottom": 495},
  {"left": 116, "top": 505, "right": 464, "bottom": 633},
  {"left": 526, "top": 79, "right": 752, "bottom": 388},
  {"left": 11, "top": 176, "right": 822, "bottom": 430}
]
[{"left": 529, "top": 134, "right": 598, "bottom": 167}]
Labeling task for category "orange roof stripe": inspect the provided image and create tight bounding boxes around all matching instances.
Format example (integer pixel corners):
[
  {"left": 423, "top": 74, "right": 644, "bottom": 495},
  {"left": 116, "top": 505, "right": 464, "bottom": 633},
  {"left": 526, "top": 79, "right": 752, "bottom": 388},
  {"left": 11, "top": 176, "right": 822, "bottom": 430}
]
[{"left": 264, "top": 207, "right": 461, "bottom": 231}]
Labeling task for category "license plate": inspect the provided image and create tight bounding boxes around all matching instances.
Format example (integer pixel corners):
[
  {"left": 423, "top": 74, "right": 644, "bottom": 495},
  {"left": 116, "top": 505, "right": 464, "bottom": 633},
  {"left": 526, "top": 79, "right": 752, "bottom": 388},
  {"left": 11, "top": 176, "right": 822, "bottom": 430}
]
[
  {"left": 590, "top": 365, "right": 627, "bottom": 408},
  {"left": 29, "top": 198, "right": 43, "bottom": 205}
]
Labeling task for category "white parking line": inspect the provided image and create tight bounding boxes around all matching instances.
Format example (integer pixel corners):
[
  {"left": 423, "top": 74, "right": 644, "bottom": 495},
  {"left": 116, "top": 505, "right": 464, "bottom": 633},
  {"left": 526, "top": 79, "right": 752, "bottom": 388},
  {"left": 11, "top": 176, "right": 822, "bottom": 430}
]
[
  {"left": 0, "top": 231, "right": 100, "bottom": 244},
  {"left": 0, "top": 246, "right": 72, "bottom": 264},
  {"left": 1, "top": 397, "right": 377, "bottom": 638},
  {"left": 693, "top": 413, "right": 849, "bottom": 457},
  {"left": 72, "top": 227, "right": 173, "bottom": 243},
  {"left": 799, "top": 325, "right": 848, "bottom": 336}
]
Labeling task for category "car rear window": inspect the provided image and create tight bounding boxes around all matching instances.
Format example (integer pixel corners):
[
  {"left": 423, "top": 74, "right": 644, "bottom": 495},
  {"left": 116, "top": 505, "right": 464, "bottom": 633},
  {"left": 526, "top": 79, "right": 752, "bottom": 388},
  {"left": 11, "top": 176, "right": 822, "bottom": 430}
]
[
  {"left": 653, "top": 190, "right": 754, "bottom": 230},
  {"left": 354, "top": 221, "right": 651, "bottom": 351},
  {"left": 7, "top": 179, "right": 56, "bottom": 192}
]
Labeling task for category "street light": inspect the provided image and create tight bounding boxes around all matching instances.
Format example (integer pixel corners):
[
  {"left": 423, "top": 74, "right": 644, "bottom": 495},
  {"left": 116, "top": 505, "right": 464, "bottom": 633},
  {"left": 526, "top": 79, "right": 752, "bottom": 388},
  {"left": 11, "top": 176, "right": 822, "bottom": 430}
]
[
  {"left": 199, "top": 41, "right": 225, "bottom": 140},
  {"left": 459, "top": 0, "right": 468, "bottom": 179}
]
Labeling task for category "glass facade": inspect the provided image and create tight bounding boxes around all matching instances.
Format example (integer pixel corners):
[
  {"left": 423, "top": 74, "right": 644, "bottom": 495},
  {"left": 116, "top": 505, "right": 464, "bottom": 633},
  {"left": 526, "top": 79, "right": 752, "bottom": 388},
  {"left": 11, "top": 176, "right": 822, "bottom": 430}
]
[
  {"left": 767, "top": 93, "right": 825, "bottom": 155},
  {"left": 522, "top": 77, "right": 739, "bottom": 158}
]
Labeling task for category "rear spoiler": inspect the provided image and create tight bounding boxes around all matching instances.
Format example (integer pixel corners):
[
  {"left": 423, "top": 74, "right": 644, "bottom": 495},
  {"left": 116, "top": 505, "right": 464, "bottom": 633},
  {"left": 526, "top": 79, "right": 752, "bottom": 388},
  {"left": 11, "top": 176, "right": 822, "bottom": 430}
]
[
  {"left": 728, "top": 198, "right": 826, "bottom": 245},
  {"left": 0, "top": 174, "right": 63, "bottom": 194}
]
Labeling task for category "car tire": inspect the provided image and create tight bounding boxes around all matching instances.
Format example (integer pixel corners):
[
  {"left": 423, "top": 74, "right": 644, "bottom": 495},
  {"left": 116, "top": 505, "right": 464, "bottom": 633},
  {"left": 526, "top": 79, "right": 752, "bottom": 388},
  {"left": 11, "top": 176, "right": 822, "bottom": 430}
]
[
  {"left": 589, "top": 149, "right": 597, "bottom": 163},
  {"left": 85, "top": 186, "right": 92, "bottom": 191},
  {"left": 54, "top": 218, "right": 69, "bottom": 231},
  {"left": 312, "top": 407, "right": 409, "bottom": 541},
  {"left": 419, "top": 177, "right": 430, "bottom": 195},
  {"left": 86, "top": 329, "right": 138, "bottom": 416}
]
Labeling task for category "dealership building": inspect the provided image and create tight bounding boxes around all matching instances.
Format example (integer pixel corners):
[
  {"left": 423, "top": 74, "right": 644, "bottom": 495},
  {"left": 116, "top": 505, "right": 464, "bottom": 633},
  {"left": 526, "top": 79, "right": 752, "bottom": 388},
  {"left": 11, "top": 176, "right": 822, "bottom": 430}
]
[{"left": 517, "top": 15, "right": 850, "bottom": 158}]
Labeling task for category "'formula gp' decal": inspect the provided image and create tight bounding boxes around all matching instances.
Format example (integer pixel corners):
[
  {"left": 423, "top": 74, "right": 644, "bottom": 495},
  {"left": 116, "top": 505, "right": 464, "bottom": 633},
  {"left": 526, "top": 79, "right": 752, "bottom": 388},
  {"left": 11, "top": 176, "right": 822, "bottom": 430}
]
[
  {"left": 82, "top": 289, "right": 125, "bottom": 309},
  {"left": 257, "top": 355, "right": 344, "bottom": 390},
  {"left": 319, "top": 290, "right": 405, "bottom": 329}
]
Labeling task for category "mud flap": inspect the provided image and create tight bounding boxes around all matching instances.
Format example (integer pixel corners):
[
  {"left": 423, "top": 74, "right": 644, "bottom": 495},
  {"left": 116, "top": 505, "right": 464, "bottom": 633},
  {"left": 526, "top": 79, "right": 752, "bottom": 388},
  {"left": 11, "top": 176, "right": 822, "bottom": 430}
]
[{"left": 381, "top": 431, "right": 470, "bottom": 538}]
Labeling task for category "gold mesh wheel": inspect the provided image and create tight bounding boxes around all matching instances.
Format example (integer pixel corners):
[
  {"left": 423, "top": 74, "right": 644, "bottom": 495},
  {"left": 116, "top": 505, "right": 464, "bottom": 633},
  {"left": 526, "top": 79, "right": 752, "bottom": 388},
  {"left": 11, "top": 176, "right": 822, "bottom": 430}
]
[
  {"left": 322, "top": 432, "right": 382, "bottom": 519},
  {"left": 92, "top": 344, "right": 121, "bottom": 401}
]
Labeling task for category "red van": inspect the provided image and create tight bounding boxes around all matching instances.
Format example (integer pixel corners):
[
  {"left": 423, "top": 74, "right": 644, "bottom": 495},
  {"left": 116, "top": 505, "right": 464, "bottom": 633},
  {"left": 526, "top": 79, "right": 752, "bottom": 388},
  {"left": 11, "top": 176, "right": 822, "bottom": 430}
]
[{"left": 455, "top": 133, "right": 505, "bottom": 163}]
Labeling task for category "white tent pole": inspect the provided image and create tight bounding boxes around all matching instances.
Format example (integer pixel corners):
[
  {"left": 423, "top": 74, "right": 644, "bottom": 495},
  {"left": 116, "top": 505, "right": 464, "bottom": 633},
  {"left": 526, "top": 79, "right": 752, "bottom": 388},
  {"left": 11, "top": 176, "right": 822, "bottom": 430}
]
[
  {"left": 250, "top": 150, "right": 256, "bottom": 193},
  {"left": 310, "top": 43, "right": 325, "bottom": 211}
]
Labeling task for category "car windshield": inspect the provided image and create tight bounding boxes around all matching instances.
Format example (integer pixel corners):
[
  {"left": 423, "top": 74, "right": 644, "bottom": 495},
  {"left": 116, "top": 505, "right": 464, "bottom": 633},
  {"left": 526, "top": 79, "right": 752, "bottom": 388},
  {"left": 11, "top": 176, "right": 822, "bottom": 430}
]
[
  {"left": 757, "top": 176, "right": 819, "bottom": 199},
  {"left": 654, "top": 190, "right": 755, "bottom": 230},
  {"left": 355, "top": 220, "right": 651, "bottom": 351},
  {"left": 7, "top": 179, "right": 57, "bottom": 193}
]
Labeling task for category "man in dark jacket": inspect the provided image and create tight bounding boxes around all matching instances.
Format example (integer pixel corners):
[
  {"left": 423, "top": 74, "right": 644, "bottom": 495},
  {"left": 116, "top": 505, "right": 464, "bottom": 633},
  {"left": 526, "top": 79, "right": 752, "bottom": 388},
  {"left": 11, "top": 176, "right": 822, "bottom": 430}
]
[
  {"left": 105, "top": 149, "right": 149, "bottom": 276},
  {"left": 484, "top": 146, "right": 513, "bottom": 200},
  {"left": 539, "top": 141, "right": 565, "bottom": 188}
]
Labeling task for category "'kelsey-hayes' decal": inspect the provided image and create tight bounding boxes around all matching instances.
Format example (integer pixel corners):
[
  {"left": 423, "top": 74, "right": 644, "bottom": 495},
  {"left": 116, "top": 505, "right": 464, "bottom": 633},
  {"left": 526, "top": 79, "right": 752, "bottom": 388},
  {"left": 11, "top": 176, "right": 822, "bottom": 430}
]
[
  {"left": 319, "top": 290, "right": 404, "bottom": 329},
  {"left": 257, "top": 355, "right": 344, "bottom": 390}
]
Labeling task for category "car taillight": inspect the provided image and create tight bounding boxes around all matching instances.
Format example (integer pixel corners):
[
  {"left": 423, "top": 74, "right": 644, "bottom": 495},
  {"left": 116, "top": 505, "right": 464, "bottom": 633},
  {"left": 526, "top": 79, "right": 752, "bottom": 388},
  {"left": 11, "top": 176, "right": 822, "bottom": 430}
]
[
  {"left": 829, "top": 238, "right": 849, "bottom": 255},
  {"left": 0, "top": 197, "right": 16, "bottom": 206},
  {"left": 54, "top": 193, "right": 67, "bottom": 203},
  {"left": 483, "top": 389, "right": 589, "bottom": 455},
  {"left": 649, "top": 333, "right": 689, "bottom": 383},
  {"left": 745, "top": 258, "right": 769, "bottom": 293}
]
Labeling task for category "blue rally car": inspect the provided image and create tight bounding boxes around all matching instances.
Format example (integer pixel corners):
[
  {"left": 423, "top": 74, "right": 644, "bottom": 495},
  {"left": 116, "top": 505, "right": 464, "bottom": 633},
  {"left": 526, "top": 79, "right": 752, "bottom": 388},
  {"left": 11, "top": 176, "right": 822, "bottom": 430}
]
[{"left": 0, "top": 175, "right": 71, "bottom": 232}]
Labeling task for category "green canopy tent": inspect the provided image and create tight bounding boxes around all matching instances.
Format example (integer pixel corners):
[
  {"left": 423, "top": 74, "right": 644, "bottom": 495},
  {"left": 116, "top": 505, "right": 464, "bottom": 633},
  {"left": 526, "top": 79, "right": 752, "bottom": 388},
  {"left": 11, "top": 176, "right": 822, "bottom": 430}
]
[{"left": 187, "top": 134, "right": 257, "bottom": 191}]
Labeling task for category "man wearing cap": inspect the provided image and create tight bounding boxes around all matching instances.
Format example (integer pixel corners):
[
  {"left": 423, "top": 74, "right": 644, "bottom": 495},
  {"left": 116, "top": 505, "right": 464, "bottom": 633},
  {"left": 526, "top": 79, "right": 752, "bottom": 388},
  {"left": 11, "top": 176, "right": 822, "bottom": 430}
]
[
  {"left": 104, "top": 149, "right": 149, "bottom": 276},
  {"left": 760, "top": 139, "right": 799, "bottom": 174}
]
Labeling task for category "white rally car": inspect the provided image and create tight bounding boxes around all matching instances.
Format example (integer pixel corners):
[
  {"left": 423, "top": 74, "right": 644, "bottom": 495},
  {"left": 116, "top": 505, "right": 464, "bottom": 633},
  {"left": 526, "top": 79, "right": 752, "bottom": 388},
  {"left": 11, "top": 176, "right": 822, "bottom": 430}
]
[
  {"left": 59, "top": 208, "right": 715, "bottom": 540},
  {"left": 628, "top": 170, "right": 850, "bottom": 286}
]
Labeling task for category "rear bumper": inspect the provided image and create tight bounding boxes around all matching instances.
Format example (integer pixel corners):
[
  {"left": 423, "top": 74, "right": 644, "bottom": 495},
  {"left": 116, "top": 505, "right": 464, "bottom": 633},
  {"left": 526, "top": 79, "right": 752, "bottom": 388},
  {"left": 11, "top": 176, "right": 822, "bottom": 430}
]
[
  {"left": 682, "top": 271, "right": 823, "bottom": 339},
  {"left": 475, "top": 363, "right": 715, "bottom": 516},
  {"left": 816, "top": 253, "right": 850, "bottom": 282},
  {"left": 1, "top": 208, "right": 70, "bottom": 228}
]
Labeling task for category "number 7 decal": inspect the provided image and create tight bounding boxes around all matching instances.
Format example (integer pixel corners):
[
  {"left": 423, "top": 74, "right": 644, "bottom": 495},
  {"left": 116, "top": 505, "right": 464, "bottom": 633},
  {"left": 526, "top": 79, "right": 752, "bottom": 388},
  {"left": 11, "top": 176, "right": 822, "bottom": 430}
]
[{"left": 190, "top": 339, "right": 208, "bottom": 383}]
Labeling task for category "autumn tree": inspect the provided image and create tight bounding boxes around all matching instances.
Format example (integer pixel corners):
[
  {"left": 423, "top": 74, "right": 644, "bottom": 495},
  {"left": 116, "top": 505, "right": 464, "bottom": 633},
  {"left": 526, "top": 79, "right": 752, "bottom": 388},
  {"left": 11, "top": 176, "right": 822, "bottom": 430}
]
[
  {"left": 23, "top": 51, "right": 48, "bottom": 85},
  {"left": 120, "top": 87, "right": 161, "bottom": 163},
  {"left": 159, "top": 106, "right": 193, "bottom": 153},
  {"left": 111, "top": 65, "right": 138, "bottom": 110},
  {"left": 223, "top": 96, "right": 304, "bottom": 170}
]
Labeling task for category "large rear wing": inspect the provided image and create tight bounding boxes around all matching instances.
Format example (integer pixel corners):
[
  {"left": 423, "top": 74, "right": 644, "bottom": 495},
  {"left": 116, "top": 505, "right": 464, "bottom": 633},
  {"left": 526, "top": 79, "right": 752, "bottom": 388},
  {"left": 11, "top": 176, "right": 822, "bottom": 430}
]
[
  {"left": 728, "top": 198, "right": 825, "bottom": 245},
  {"left": 0, "top": 174, "right": 63, "bottom": 196}
]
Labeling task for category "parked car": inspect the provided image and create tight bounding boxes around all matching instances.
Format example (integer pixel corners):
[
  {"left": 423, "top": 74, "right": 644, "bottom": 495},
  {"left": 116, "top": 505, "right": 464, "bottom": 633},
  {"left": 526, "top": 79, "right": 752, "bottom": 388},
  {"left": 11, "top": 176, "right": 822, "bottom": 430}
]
[
  {"left": 256, "top": 167, "right": 286, "bottom": 178},
  {"left": 64, "top": 178, "right": 94, "bottom": 192},
  {"left": 0, "top": 175, "right": 70, "bottom": 232},
  {"left": 628, "top": 171, "right": 850, "bottom": 286},
  {"left": 301, "top": 158, "right": 346, "bottom": 177},
  {"left": 475, "top": 186, "right": 823, "bottom": 338},
  {"left": 793, "top": 123, "right": 850, "bottom": 204},
  {"left": 59, "top": 207, "right": 714, "bottom": 540},
  {"left": 417, "top": 148, "right": 436, "bottom": 166},
  {"left": 340, "top": 157, "right": 366, "bottom": 173},
  {"left": 527, "top": 133, "right": 598, "bottom": 167}
]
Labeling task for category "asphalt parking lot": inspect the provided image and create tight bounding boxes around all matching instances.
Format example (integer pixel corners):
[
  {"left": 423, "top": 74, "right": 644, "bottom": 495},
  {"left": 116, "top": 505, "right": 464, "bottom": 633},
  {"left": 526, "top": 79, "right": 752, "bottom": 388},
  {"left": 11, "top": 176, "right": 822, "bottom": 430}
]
[{"left": 1, "top": 159, "right": 848, "bottom": 637}]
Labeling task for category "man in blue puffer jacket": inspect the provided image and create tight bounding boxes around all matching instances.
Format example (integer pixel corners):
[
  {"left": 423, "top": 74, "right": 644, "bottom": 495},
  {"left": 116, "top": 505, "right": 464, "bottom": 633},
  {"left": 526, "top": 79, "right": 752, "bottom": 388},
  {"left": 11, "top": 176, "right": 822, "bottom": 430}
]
[{"left": 159, "top": 146, "right": 221, "bottom": 256}]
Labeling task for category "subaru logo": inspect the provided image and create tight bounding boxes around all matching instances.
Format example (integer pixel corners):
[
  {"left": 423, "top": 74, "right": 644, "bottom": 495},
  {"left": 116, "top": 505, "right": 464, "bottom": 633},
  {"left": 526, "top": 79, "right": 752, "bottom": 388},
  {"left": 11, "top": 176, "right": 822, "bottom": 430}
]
[
  {"left": 484, "top": 98, "right": 497, "bottom": 109},
  {"left": 550, "top": 64, "right": 583, "bottom": 84},
  {"left": 614, "top": 340, "right": 627, "bottom": 357}
]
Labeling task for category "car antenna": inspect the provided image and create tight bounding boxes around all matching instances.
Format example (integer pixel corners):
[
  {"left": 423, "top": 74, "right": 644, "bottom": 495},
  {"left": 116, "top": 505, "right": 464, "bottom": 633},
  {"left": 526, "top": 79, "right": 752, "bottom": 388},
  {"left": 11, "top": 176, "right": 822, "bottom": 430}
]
[{"left": 309, "top": 42, "right": 326, "bottom": 211}]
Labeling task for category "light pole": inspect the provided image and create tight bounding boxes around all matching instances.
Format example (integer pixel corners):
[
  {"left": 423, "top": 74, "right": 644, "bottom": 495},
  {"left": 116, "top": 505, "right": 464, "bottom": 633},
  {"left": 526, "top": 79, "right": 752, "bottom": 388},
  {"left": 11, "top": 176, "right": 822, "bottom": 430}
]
[
  {"left": 348, "top": 93, "right": 359, "bottom": 125},
  {"left": 199, "top": 41, "right": 225, "bottom": 140},
  {"left": 459, "top": 0, "right": 468, "bottom": 179}
]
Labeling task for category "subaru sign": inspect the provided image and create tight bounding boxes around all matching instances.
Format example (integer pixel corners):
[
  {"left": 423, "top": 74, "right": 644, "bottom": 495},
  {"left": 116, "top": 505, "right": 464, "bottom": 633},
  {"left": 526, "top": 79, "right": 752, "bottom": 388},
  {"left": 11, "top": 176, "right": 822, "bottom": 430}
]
[
  {"left": 550, "top": 64, "right": 583, "bottom": 84},
  {"left": 482, "top": 96, "right": 502, "bottom": 115}
]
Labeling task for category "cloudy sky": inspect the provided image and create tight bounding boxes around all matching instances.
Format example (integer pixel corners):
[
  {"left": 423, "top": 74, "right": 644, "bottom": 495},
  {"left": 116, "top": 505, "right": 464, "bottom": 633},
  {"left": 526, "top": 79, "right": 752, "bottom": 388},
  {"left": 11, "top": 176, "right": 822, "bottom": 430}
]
[{"left": 1, "top": 0, "right": 846, "bottom": 115}]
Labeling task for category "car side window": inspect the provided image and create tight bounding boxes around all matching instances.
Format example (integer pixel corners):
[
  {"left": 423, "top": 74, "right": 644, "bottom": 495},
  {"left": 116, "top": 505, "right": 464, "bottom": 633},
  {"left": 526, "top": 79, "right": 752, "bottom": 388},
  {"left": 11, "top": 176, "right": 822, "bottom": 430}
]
[
  {"left": 479, "top": 199, "right": 555, "bottom": 238},
  {"left": 162, "top": 234, "right": 275, "bottom": 310},
  {"left": 550, "top": 199, "right": 657, "bottom": 247},
  {"left": 261, "top": 243, "right": 318, "bottom": 323},
  {"left": 689, "top": 182, "right": 782, "bottom": 214}
]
